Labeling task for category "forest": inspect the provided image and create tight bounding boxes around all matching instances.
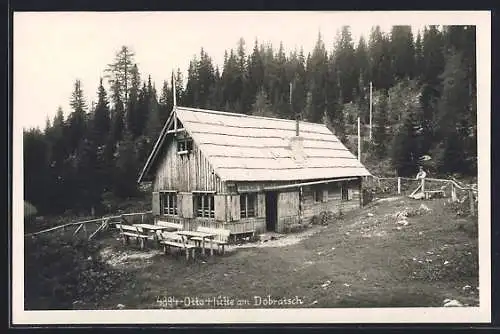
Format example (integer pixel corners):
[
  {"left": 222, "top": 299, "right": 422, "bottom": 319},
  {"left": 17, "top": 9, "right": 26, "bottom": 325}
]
[{"left": 23, "top": 25, "right": 477, "bottom": 216}]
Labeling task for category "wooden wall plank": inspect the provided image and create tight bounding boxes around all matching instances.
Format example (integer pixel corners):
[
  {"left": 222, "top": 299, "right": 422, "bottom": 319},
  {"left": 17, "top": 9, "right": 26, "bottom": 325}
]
[
  {"left": 153, "top": 137, "right": 221, "bottom": 193},
  {"left": 257, "top": 193, "right": 266, "bottom": 217},
  {"left": 214, "top": 195, "right": 226, "bottom": 222},
  {"left": 152, "top": 192, "right": 160, "bottom": 215},
  {"left": 228, "top": 195, "right": 240, "bottom": 222},
  {"left": 180, "top": 193, "right": 194, "bottom": 218}
]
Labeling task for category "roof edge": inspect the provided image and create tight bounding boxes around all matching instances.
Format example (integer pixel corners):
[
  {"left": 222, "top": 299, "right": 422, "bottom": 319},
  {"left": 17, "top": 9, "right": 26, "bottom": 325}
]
[
  {"left": 175, "top": 106, "right": 328, "bottom": 128},
  {"left": 137, "top": 106, "right": 177, "bottom": 183}
]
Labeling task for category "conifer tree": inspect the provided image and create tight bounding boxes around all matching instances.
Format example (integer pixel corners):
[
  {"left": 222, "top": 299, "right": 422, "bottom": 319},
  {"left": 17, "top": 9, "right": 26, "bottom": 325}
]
[
  {"left": 93, "top": 78, "right": 111, "bottom": 146},
  {"left": 251, "top": 88, "right": 275, "bottom": 117},
  {"left": 391, "top": 101, "right": 422, "bottom": 176},
  {"left": 305, "top": 32, "right": 328, "bottom": 123},
  {"left": 113, "top": 127, "right": 139, "bottom": 198},
  {"left": 105, "top": 46, "right": 137, "bottom": 107},
  {"left": 334, "top": 26, "right": 357, "bottom": 103},
  {"left": 390, "top": 25, "right": 415, "bottom": 80},
  {"left": 67, "top": 79, "right": 87, "bottom": 154},
  {"left": 434, "top": 50, "right": 473, "bottom": 174},
  {"left": 372, "top": 90, "right": 389, "bottom": 157}
]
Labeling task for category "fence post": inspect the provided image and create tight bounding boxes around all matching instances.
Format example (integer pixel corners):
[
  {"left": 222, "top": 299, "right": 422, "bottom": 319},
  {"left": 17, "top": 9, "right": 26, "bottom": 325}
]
[
  {"left": 468, "top": 189, "right": 475, "bottom": 216},
  {"left": 451, "top": 183, "right": 457, "bottom": 202},
  {"left": 83, "top": 223, "right": 87, "bottom": 239},
  {"left": 397, "top": 177, "right": 401, "bottom": 195},
  {"left": 421, "top": 178, "right": 426, "bottom": 198}
]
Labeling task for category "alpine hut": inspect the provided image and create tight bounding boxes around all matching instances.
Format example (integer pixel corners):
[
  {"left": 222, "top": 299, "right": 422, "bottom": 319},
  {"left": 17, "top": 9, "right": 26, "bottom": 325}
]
[{"left": 138, "top": 106, "right": 371, "bottom": 236}]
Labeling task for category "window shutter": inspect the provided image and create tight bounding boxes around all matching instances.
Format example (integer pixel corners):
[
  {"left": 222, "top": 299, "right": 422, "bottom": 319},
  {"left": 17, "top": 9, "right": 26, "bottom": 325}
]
[
  {"left": 214, "top": 195, "right": 226, "bottom": 221},
  {"left": 257, "top": 193, "right": 266, "bottom": 217},
  {"left": 229, "top": 195, "right": 240, "bottom": 221},
  {"left": 176, "top": 193, "right": 182, "bottom": 216},
  {"left": 181, "top": 193, "right": 193, "bottom": 218},
  {"left": 152, "top": 192, "right": 160, "bottom": 216}
]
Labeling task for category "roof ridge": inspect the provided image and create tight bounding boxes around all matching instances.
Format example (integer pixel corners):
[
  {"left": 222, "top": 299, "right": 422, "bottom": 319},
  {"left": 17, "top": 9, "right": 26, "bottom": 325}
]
[{"left": 175, "top": 105, "right": 327, "bottom": 127}]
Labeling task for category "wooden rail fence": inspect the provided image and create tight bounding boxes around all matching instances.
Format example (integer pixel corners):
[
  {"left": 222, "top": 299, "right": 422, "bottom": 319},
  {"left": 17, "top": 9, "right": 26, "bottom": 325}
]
[
  {"left": 25, "top": 211, "right": 153, "bottom": 240},
  {"left": 367, "top": 176, "right": 478, "bottom": 216}
]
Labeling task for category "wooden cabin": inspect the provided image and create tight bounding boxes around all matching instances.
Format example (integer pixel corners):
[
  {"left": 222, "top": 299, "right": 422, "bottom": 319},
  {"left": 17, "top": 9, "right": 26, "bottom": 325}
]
[{"left": 138, "top": 106, "right": 371, "bottom": 234}]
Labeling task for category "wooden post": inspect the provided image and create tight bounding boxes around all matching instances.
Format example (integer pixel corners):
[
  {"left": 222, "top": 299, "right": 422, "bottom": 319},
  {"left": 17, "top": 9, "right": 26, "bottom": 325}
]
[
  {"left": 83, "top": 223, "right": 87, "bottom": 239},
  {"left": 469, "top": 190, "right": 475, "bottom": 216},
  {"left": 359, "top": 177, "right": 364, "bottom": 208},
  {"left": 451, "top": 183, "right": 457, "bottom": 202},
  {"left": 357, "top": 117, "right": 361, "bottom": 161},
  {"left": 421, "top": 178, "right": 425, "bottom": 198},
  {"left": 397, "top": 177, "right": 401, "bottom": 195},
  {"left": 369, "top": 81, "right": 373, "bottom": 141}
]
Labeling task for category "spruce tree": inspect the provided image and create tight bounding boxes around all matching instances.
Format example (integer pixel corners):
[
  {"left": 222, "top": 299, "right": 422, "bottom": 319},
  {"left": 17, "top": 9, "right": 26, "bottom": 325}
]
[
  {"left": 355, "top": 36, "right": 370, "bottom": 93},
  {"left": 372, "top": 90, "right": 389, "bottom": 157},
  {"left": 251, "top": 88, "right": 275, "bottom": 117},
  {"left": 390, "top": 101, "right": 422, "bottom": 176},
  {"left": 67, "top": 79, "right": 87, "bottom": 154},
  {"left": 113, "top": 127, "right": 139, "bottom": 198},
  {"left": 93, "top": 78, "right": 111, "bottom": 146},
  {"left": 334, "top": 26, "right": 357, "bottom": 103},
  {"left": 126, "top": 64, "right": 141, "bottom": 138},
  {"left": 23, "top": 128, "right": 50, "bottom": 213},
  {"left": 305, "top": 32, "right": 328, "bottom": 123},
  {"left": 389, "top": 26, "right": 416, "bottom": 80},
  {"left": 434, "top": 50, "right": 472, "bottom": 174},
  {"left": 369, "top": 26, "right": 393, "bottom": 90}
]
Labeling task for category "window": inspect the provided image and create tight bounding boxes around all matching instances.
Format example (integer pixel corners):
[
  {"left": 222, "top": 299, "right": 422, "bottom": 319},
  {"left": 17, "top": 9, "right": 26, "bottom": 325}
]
[
  {"left": 240, "top": 193, "right": 257, "bottom": 218},
  {"left": 194, "top": 193, "right": 215, "bottom": 218},
  {"left": 160, "top": 191, "right": 177, "bottom": 215},
  {"left": 177, "top": 138, "right": 193, "bottom": 155}
]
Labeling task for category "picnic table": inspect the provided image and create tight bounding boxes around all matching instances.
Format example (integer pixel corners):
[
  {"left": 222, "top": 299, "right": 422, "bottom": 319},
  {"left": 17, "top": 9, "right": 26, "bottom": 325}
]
[
  {"left": 176, "top": 230, "right": 217, "bottom": 256},
  {"left": 133, "top": 223, "right": 175, "bottom": 245}
]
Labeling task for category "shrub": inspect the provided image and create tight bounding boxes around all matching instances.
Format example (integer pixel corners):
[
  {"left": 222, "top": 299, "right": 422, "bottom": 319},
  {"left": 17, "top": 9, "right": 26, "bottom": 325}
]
[{"left": 25, "top": 235, "right": 126, "bottom": 309}]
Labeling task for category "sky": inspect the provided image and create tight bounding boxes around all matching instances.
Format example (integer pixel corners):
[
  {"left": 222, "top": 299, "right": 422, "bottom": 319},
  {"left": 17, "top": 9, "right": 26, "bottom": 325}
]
[{"left": 13, "top": 11, "right": 483, "bottom": 130}]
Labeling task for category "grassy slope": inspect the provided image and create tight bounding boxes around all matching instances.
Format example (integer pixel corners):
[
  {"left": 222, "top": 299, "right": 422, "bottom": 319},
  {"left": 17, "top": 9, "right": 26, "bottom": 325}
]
[{"left": 76, "top": 196, "right": 479, "bottom": 310}]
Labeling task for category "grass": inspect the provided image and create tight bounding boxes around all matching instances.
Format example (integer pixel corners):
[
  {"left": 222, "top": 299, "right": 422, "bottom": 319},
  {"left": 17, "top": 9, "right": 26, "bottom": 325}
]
[{"left": 24, "top": 196, "right": 479, "bottom": 310}]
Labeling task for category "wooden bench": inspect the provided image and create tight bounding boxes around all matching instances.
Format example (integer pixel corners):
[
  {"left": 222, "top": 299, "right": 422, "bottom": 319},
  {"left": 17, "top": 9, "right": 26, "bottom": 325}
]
[
  {"left": 230, "top": 230, "right": 256, "bottom": 243},
  {"left": 118, "top": 224, "right": 149, "bottom": 250},
  {"left": 159, "top": 232, "right": 198, "bottom": 260},
  {"left": 156, "top": 220, "right": 183, "bottom": 231},
  {"left": 193, "top": 227, "right": 231, "bottom": 255}
]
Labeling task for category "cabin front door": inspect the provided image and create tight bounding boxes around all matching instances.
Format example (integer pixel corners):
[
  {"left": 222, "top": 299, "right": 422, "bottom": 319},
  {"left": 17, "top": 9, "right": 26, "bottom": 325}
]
[{"left": 265, "top": 191, "right": 278, "bottom": 232}]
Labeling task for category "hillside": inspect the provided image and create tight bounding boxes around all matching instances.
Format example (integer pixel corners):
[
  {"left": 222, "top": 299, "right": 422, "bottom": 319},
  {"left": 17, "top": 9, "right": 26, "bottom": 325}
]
[{"left": 25, "top": 196, "right": 479, "bottom": 310}]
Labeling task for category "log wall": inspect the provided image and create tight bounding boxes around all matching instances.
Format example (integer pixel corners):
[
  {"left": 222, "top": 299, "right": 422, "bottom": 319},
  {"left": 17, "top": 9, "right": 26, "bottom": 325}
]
[
  {"left": 153, "top": 136, "right": 225, "bottom": 193},
  {"left": 301, "top": 178, "right": 361, "bottom": 223}
]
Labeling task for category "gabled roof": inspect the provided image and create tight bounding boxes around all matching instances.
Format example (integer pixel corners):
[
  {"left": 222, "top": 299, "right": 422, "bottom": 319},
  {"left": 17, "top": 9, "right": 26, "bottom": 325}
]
[{"left": 138, "top": 106, "right": 371, "bottom": 183}]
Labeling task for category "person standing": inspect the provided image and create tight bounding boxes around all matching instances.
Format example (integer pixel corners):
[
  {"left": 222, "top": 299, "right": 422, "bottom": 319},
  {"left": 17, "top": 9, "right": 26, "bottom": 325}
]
[{"left": 416, "top": 166, "right": 427, "bottom": 197}]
